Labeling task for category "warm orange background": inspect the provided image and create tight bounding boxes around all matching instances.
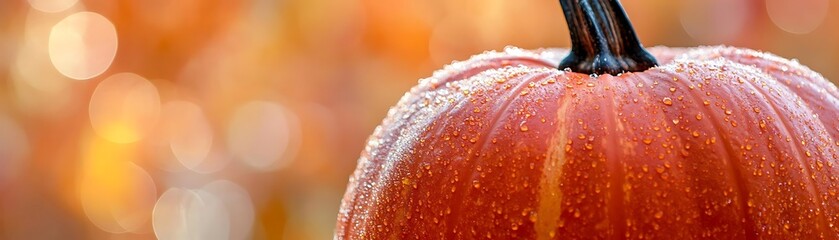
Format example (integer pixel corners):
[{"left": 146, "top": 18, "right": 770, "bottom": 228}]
[{"left": 0, "top": 0, "right": 837, "bottom": 239}]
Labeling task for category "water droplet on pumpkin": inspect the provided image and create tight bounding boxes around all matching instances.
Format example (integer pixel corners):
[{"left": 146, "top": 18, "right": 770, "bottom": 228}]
[
  {"left": 695, "top": 113, "right": 703, "bottom": 120},
  {"left": 519, "top": 124, "right": 529, "bottom": 132},
  {"left": 654, "top": 211, "right": 664, "bottom": 219},
  {"left": 529, "top": 212, "right": 538, "bottom": 222},
  {"left": 669, "top": 87, "right": 677, "bottom": 92},
  {"left": 753, "top": 107, "right": 761, "bottom": 113},
  {"left": 662, "top": 97, "right": 673, "bottom": 106},
  {"left": 692, "top": 131, "right": 700, "bottom": 137},
  {"left": 472, "top": 180, "right": 481, "bottom": 189},
  {"left": 703, "top": 100, "right": 711, "bottom": 106},
  {"left": 643, "top": 139, "right": 653, "bottom": 145},
  {"left": 724, "top": 109, "right": 733, "bottom": 115},
  {"left": 656, "top": 167, "right": 665, "bottom": 173}
]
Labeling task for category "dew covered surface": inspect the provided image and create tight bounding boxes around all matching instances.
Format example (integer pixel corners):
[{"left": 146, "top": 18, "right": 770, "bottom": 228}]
[{"left": 336, "top": 46, "right": 839, "bottom": 239}]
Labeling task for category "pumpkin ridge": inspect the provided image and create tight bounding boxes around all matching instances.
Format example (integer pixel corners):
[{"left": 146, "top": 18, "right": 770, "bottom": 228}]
[
  {"left": 705, "top": 47, "right": 839, "bottom": 145},
  {"left": 669, "top": 63, "right": 758, "bottom": 238},
  {"left": 653, "top": 70, "right": 737, "bottom": 236},
  {"left": 680, "top": 46, "right": 839, "bottom": 102},
  {"left": 391, "top": 83, "right": 482, "bottom": 237},
  {"left": 535, "top": 92, "right": 574, "bottom": 239},
  {"left": 443, "top": 69, "right": 555, "bottom": 234},
  {"left": 624, "top": 71, "right": 697, "bottom": 237},
  {"left": 734, "top": 61, "right": 832, "bottom": 235},
  {"left": 602, "top": 74, "right": 628, "bottom": 239},
  {"left": 340, "top": 118, "right": 403, "bottom": 237},
  {"left": 723, "top": 47, "right": 837, "bottom": 99},
  {"left": 349, "top": 82, "right": 464, "bottom": 237}
]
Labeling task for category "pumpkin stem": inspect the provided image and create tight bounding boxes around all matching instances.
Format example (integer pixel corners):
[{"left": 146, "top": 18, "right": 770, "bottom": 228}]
[{"left": 558, "top": 0, "right": 657, "bottom": 75}]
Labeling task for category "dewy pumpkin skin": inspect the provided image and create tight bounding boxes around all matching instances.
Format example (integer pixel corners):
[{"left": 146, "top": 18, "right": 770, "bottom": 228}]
[{"left": 336, "top": 0, "right": 839, "bottom": 239}]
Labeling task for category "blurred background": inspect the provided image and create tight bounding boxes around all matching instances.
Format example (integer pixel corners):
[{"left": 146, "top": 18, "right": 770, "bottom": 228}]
[{"left": 0, "top": 0, "right": 837, "bottom": 239}]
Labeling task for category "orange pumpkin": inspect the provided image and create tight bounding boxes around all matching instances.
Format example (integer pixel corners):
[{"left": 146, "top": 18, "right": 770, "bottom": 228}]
[{"left": 337, "top": 0, "right": 839, "bottom": 238}]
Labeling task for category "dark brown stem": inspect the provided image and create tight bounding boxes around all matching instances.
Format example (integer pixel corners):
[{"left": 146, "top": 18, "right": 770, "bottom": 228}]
[{"left": 558, "top": 0, "right": 657, "bottom": 75}]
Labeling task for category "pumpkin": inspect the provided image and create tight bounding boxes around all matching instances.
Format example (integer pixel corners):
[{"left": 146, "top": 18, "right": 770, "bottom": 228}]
[{"left": 336, "top": 0, "right": 839, "bottom": 239}]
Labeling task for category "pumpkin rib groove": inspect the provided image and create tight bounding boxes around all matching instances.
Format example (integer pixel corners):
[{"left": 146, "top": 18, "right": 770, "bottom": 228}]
[
  {"left": 398, "top": 85, "right": 480, "bottom": 237},
  {"left": 603, "top": 74, "right": 627, "bottom": 239},
  {"left": 659, "top": 68, "right": 745, "bottom": 237},
  {"left": 670, "top": 65, "right": 758, "bottom": 239},
  {"left": 627, "top": 71, "right": 700, "bottom": 237},
  {"left": 654, "top": 71, "right": 720, "bottom": 237},
  {"left": 737, "top": 63, "right": 831, "bottom": 235},
  {"left": 444, "top": 70, "right": 554, "bottom": 234}
]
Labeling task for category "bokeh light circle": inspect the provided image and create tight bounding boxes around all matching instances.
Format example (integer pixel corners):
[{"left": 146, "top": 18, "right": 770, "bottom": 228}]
[
  {"left": 79, "top": 138, "right": 157, "bottom": 234},
  {"left": 679, "top": 0, "right": 749, "bottom": 43},
  {"left": 766, "top": 0, "right": 828, "bottom": 34},
  {"left": 49, "top": 11, "right": 118, "bottom": 80},
  {"left": 27, "top": 0, "right": 79, "bottom": 13},
  {"left": 153, "top": 188, "right": 231, "bottom": 240},
  {"left": 228, "top": 101, "right": 299, "bottom": 171},
  {"left": 89, "top": 73, "right": 161, "bottom": 143},
  {"left": 202, "top": 180, "right": 256, "bottom": 240},
  {"left": 162, "top": 101, "right": 215, "bottom": 172}
]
